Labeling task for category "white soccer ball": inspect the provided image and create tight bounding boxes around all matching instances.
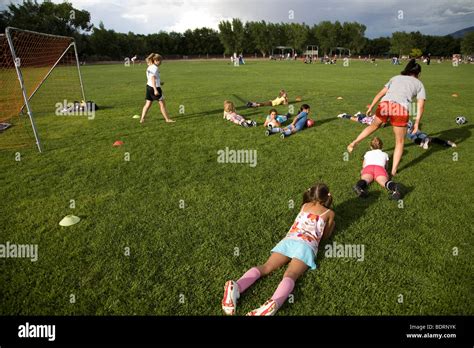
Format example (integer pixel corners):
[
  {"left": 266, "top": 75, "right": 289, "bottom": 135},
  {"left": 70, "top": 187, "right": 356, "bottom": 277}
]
[
  {"left": 268, "top": 121, "right": 277, "bottom": 128},
  {"left": 455, "top": 116, "right": 467, "bottom": 125}
]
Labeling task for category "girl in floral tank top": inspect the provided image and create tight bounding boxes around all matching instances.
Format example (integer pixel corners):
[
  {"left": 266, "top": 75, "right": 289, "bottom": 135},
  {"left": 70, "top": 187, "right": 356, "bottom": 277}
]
[{"left": 221, "top": 183, "right": 335, "bottom": 316}]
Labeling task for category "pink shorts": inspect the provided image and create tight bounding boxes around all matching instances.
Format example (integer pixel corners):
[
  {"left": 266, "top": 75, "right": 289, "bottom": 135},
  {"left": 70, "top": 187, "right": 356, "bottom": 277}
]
[{"left": 361, "top": 165, "right": 388, "bottom": 179}]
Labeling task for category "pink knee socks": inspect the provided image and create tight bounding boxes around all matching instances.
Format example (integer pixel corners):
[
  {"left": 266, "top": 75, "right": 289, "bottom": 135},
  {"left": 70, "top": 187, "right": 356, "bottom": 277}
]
[
  {"left": 271, "top": 277, "right": 295, "bottom": 308},
  {"left": 236, "top": 267, "right": 261, "bottom": 293}
]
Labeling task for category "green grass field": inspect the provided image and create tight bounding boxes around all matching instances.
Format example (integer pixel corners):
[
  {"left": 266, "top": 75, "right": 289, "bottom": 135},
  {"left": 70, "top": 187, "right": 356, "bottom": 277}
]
[{"left": 1, "top": 59, "right": 473, "bottom": 316}]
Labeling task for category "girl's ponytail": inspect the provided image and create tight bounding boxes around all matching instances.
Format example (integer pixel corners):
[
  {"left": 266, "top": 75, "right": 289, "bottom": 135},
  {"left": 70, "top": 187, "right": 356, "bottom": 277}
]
[{"left": 401, "top": 58, "right": 421, "bottom": 77}]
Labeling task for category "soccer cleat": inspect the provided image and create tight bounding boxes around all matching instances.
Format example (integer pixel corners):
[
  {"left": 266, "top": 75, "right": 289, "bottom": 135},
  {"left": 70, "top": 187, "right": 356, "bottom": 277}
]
[
  {"left": 447, "top": 141, "right": 457, "bottom": 147},
  {"left": 337, "top": 113, "right": 347, "bottom": 118},
  {"left": 222, "top": 280, "right": 240, "bottom": 316},
  {"left": 246, "top": 101, "right": 253, "bottom": 108},
  {"left": 241, "top": 121, "right": 249, "bottom": 128},
  {"left": 280, "top": 133, "right": 286, "bottom": 139},
  {"left": 246, "top": 299, "right": 278, "bottom": 316},
  {"left": 265, "top": 130, "right": 271, "bottom": 136},
  {"left": 251, "top": 120, "right": 257, "bottom": 127},
  {"left": 390, "top": 190, "right": 402, "bottom": 201},
  {"left": 353, "top": 184, "right": 368, "bottom": 198}
]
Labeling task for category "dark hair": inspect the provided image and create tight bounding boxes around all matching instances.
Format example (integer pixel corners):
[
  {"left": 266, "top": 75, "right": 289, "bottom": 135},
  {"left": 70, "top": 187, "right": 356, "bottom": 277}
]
[
  {"left": 302, "top": 183, "right": 332, "bottom": 208},
  {"left": 300, "top": 104, "right": 310, "bottom": 112},
  {"left": 401, "top": 59, "right": 421, "bottom": 77},
  {"left": 269, "top": 108, "right": 278, "bottom": 114}
]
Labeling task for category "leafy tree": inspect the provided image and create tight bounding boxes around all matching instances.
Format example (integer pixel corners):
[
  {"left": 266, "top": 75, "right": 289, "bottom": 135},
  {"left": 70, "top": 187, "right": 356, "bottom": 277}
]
[
  {"left": 410, "top": 48, "right": 423, "bottom": 58},
  {"left": 461, "top": 32, "right": 474, "bottom": 55}
]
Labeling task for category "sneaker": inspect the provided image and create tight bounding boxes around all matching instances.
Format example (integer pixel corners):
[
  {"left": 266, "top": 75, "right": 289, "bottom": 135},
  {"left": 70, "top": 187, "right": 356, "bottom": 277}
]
[
  {"left": 222, "top": 280, "right": 240, "bottom": 316},
  {"left": 251, "top": 120, "right": 257, "bottom": 127},
  {"left": 352, "top": 184, "right": 368, "bottom": 198},
  {"left": 390, "top": 190, "right": 402, "bottom": 201},
  {"left": 265, "top": 130, "right": 271, "bottom": 136},
  {"left": 246, "top": 299, "right": 278, "bottom": 316},
  {"left": 447, "top": 141, "right": 457, "bottom": 147},
  {"left": 337, "top": 113, "right": 347, "bottom": 118},
  {"left": 422, "top": 138, "right": 430, "bottom": 150},
  {"left": 241, "top": 121, "right": 249, "bottom": 128},
  {"left": 246, "top": 102, "right": 253, "bottom": 108},
  {"left": 280, "top": 133, "right": 286, "bottom": 139}
]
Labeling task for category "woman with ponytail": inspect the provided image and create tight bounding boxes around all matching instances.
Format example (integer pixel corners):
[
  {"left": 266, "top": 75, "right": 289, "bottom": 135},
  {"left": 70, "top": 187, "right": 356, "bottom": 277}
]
[
  {"left": 221, "top": 183, "right": 335, "bottom": 316},
  {"left": 347, "top": 58, "right": 426, "bottom": 176}
]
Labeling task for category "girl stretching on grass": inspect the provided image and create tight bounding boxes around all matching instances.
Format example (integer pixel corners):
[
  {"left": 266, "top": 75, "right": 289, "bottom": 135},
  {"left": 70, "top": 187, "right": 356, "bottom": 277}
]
[
  {"left": 347, "top": 59, "right": 426, "bottom": 176},
  {"left": 246, "top": 89, "right": 289, "bottom": 108},
  {"left": 223, "top": 100, "right": 257, "bottom": 127},
  {"left": 352, "top": 137, "right": 403, "bottom": 200},
  {"left": 222, "top": 183, "right": 335, "bottom": 316},
  {"left": 265, "top": 104, "right": 310, "bottom": 138},
  {"left": 406, "top": 120, "right": 456, "bottom": 149},
  {"left": 140, "top": 53, "right": 175, "bottom": 124}
]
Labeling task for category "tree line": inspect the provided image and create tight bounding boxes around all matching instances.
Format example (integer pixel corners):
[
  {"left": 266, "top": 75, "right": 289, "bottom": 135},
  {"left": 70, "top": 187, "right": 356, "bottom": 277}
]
[{"left": 1, "top": 0, "right": 472, "bottom": 61}]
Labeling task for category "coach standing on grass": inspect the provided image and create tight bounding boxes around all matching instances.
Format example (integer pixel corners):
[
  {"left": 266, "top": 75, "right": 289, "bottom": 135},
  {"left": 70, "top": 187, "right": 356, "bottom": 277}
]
[{"left": 347, "top": 59, "right": 426, "bottom": 177}]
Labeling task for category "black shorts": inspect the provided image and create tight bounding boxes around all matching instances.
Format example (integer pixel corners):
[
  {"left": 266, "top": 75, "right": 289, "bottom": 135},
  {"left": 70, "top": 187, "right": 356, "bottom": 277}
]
[{"left": 146, "top": 85, "right": 163, "bottom": 101}]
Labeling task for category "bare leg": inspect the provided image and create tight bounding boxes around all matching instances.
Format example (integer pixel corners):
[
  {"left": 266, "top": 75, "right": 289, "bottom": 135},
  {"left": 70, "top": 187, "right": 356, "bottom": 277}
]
[
  {"left": 375, "top": 175, "right": 389, "bottom": 189},
  {"left": 361, "top": 174, "right": 374, "bottom": 185},
  {"left": 256, "top": 252, "right": 291, "bottom": 276},
  {"left": 391, "top": 126, "right": 407, "bottom": 176},
  {"left": 140, "top": 100, "right": 152, "bottom": 123},
  {"left": 257, "top": 101, "right": 272, "bottom": 107},
  {"left": 158, "top": 100, "right": 175, "bottom": 123},
  {"left": 283, "top": 258, "right": 309, "bottom": 282},
  {"left": 347, "top": 117, "right": 383, "bottom": 153}
]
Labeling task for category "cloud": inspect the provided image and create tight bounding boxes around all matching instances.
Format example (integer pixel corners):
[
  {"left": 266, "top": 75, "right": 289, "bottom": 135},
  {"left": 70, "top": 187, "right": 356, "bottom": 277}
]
[{"left": 1, "top": 0, "right": 474, "bottom": 37}]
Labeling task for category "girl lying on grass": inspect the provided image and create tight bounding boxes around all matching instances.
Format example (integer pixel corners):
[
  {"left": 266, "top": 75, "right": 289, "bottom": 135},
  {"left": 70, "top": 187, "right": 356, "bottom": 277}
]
[
  {"left": 338, "top": 111, "right": 375, "bottom": 125},
  {"left": 222, "top": 183, "right": 335, "bottom": 316},
  {"left": 265, "top": 104, "right": 310, "bottom": 138},
  {"left": 406, "top": 120, "right": 456, "bottom": 149},
  {"left": 352, "top": 137, "right": 403, "bottom": 200},
  {"left": 246, "top": 89, "right": 289, "bottom": 108},
  {"left": 223, "top": 100, "right": 257, "bottom": 128}
]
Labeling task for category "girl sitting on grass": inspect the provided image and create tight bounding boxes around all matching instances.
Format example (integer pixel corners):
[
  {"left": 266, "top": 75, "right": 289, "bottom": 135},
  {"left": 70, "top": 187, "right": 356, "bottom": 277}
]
[
  {"left": 222, "top": 183, "right": 335, "bottom": 316},
  {"left": 223, "top": 100, "right": 257, "bottom": 128},
  {"left": 352, "top": 137, "right": 403, "bottom": 200},
  {"left": 265, "top": 104, "right": 310, "bottom": 138},
  {"left": 247, "top": 89, "right": 289, "bottom": 108},
  {"left": 140, "top": 53, "right": 175, "bottom": 124},
  {"left": 263, "top": 108, "right": 291, "bottom": 128}
]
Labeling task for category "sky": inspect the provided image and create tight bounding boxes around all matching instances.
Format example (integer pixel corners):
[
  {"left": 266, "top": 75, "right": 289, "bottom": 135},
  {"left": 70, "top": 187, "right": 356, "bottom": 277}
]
[{"left": 1, "top": 0, "right": 474, "bottom": 38}]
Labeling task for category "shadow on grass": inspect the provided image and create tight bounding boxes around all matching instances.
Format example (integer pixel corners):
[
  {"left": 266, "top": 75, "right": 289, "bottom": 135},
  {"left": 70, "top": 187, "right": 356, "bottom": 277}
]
[{"left": 397, "top": 125, "right": 472, "bottom": 174}]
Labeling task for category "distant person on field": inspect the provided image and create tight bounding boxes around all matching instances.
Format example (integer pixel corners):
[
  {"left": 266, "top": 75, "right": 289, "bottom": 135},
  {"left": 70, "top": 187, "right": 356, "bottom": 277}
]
[
  {"left": 140, "top": 53, "right": 175, "bottom": 123},
  {"left": 347, "top": 59, "right": 426, "bottom": 176},
  {"left": 247, "top": 89, "right": 288, "bottom": 108},
  {"left": 221, "top": 183, "right": 335, "bottom": 316},
  {"left": 223, "top": 100, "right": 257, "bottom": 128}
]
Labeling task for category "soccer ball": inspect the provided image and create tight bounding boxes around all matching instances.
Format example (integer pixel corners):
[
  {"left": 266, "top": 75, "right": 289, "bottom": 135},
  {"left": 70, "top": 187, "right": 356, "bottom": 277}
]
[
  {"left": 455, "top": 116, "right": 467, "bottom": 125},
  {"left": 306, "top": 119, "right": 315, "bottom": 128}
]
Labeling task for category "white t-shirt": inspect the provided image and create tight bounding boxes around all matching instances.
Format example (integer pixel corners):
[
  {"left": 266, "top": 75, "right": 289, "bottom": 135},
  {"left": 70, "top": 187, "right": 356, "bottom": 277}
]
[
  {"left": 146, "top": 64, "right": 160, "bottom": 87},
  {"left": 381, "top": 75, "right": 426, "bottom": 111},
  {"left": 363, "top": 149, "right": 389, "bottom": 168}
]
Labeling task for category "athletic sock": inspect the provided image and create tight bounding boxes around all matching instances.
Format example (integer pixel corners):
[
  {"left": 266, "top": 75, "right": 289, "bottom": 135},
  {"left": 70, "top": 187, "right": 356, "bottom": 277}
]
[
  {"left": 385, "top": 180, "right": 397, "bottom": 192},
  {"left": 270, "top": 127, "right": 281, "bottom": 133},
  {"left": 356, "top": 179, "right": 368, "bottom": 190},
  {"left": 236, "top": 267, "right": 261, "bottom": 294},
  {"left": 283, "top": 129, "right": 293, "bottom": 136},
  {"left": 271, "top": 277, "right": 295, "bottom": 308}
]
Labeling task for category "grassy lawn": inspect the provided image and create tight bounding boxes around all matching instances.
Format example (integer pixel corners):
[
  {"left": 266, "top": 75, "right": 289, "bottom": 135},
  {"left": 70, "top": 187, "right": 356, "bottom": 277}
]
[{"left": 0, "top": 59, "right": 473, "bottom": 315}]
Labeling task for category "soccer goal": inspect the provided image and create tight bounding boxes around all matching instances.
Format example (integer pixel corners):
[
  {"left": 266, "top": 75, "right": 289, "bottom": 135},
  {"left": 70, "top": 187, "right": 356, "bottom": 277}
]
[{"left": 0, "top": 27, "right": 86, "bottom": 152}]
